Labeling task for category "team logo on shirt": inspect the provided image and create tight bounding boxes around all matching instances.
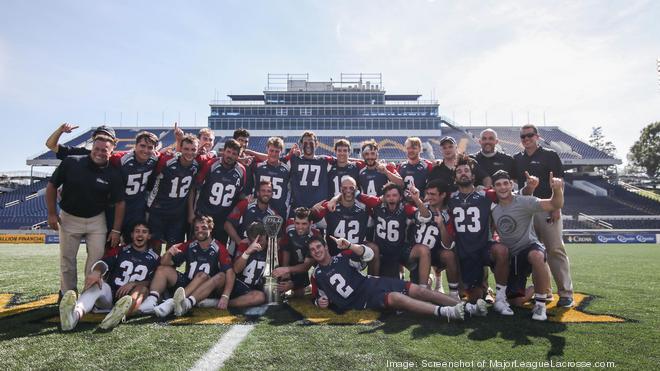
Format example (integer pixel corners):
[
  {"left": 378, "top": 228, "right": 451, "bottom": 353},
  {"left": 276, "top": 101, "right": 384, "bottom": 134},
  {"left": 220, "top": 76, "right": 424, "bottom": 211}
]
[{"left": 497, "top": 215, "right": 517, "bottom": 234}]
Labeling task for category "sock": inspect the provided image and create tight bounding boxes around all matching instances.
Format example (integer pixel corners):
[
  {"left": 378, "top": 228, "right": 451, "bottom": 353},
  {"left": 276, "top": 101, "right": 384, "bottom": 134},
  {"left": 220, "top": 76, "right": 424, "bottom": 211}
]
[
  {"left": 495, "top": 284, "right": 507, "bottom": 301},
  {"left": 419, "top": 284, "right": 428, "bottom": 289},
  {"left": 149, "top": 291, "right": 160, "bottom": 300},
  {"left": 434, "top": 305, "right": 441, "bottom": 317},
  {"left": 439, "top": 306, "right": 451, "bottom": 318},
  {"left": 77, "top": 285, "right": 102, "bottom": 314},
  {"left": 534, "top": 293, "right": 547, "bottom": 306},
  {"left": 448, "top": 283, "right": 459, "bottom": 295},
  {"left": 187, "top": 296, "right": 197, "bottom": 307}
]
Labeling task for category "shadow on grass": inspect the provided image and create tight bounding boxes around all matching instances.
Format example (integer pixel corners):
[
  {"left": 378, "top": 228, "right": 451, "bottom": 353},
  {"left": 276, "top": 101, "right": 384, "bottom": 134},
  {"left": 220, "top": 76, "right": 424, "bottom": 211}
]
[{"left": 360, "top": 310, "right": 567, "bottom": 359}]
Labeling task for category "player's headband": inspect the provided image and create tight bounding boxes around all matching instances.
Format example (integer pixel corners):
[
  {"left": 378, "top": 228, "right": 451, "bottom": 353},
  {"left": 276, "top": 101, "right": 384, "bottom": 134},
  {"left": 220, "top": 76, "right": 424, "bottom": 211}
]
[{"left": 362, "top": 144, "right": 377, "bottom": 153}]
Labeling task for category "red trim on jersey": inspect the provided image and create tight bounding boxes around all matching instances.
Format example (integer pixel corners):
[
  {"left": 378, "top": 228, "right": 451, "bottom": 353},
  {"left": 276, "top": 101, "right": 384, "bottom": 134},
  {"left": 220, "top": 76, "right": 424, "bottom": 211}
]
[
  {"left": 228, "top": 199, "right": 249, "bottom": 221},
  {"left": 102, "top": 246, "right": 121, "bottom": 259},
  {"left": 109, "top": 151, "right": 129, "bottom": 168},
  {"left": 485, "top": 188, "right": 497, "bottom": 202},
  {"left": 195, "top": 156, "right": 219, "bottom": 185},
  {"left": 404, "top": 203, "right": 418, "bottom": 218},
  {"left": 357, "top": 194, "right": 381, "bottom": 209}
]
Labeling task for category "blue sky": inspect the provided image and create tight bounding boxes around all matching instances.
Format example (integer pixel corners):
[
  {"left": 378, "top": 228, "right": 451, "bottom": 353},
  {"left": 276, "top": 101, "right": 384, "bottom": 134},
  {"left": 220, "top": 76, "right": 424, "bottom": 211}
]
[{"left": 1, "top": 0, "right": 659, "bottom": 170}]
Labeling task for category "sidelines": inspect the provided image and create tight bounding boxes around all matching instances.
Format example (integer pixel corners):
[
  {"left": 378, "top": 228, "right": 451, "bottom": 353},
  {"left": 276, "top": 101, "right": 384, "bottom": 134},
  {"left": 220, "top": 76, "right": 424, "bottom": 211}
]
[{"left": 189, "top": 324, "right": 255, "bottom": 371}]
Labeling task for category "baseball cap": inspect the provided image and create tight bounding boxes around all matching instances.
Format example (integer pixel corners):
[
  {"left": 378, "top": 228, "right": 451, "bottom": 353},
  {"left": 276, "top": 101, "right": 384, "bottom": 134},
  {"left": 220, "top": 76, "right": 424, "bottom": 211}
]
[
  {"left": 440, "top": 136, "right": 456, "bottom": 145},
  {"left": 93, "top": 125, "right": 116, "bottom": 140}
]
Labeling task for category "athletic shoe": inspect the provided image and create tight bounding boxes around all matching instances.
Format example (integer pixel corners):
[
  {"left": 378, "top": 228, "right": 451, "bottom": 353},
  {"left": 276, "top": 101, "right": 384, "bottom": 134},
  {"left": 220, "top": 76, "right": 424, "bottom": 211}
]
[
  {"left": 557, "top": 296, "right": 574, "bottom": 308},
  {"left": 99, "top": 295, "right": 133, "bottom": 330},
  {"left": 493, "top": 300, "right": 514, "bottom": 316},
  {"left": 532, "top": 304, "right": 547, "bottom": 321},
  {"left": 173, "top": 287, "right": 191, "bottom": 316},
  {"left": 465, "top": 299, "right": 488, "bottom": 317},
  {"left": 484, "top": 287, "right": 496, "bottom": 304},
  {"left": 138, "top": 295, "right": 158, "bottom": 314},
  {"left": 154, "top": 298, "right": 174, "bottom": 318},
  {"left": 197, "top": 298, "right": 220, "bottom": 308},
  {"left": 59, "top": 290, "right": 79, "bottom": 331}
]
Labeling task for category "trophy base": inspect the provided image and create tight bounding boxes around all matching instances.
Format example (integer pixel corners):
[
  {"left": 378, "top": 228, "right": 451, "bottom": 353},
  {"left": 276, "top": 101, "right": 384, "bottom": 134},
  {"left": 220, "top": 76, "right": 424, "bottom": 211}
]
[{"left": 264, "top": 276, "right": 281, "bottom": 306}]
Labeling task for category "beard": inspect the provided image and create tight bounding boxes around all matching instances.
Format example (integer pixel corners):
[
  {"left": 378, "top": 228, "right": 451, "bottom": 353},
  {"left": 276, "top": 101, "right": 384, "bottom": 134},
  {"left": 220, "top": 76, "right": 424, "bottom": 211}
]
[{"left": 456, "top": 177, "right": 472, "bottom": 187}]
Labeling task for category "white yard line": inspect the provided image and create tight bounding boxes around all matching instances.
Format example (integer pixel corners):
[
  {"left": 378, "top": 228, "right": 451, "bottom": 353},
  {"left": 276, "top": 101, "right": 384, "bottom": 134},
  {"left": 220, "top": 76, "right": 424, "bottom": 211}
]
[{"left": 189, "top": 324, "right": 255, "bottom": 371}]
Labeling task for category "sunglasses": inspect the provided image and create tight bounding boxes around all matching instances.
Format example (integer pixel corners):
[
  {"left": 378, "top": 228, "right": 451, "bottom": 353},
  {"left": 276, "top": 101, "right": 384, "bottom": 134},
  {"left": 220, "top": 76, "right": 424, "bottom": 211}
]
[{"left": 520, "top": 133, "right": 536, "bottom": 139}]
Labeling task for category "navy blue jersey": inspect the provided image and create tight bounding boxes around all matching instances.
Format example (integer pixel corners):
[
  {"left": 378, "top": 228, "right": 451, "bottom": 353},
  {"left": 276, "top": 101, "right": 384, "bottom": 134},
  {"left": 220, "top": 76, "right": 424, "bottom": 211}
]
[
  {"left": 287, "top": 154, "right": 333, "bottom": 208},
  {"left": 234, "top": 240, "right": 268, "bottom": 288},
  {"left": 101, "top": 245, "right": 160, "bottom": 291},
  {"left": 311, "top": 250, "right": 370, "bottom": 310},
  {"left": 227, "top": 199, "right": 280, "bottom": 240},
  {"left": 358, "top": 163, "right": 398, "bottom": 196},
  {"left": 252, "top": 160, "right": 291, "bottom": 218},
  {"left": 110, "top": 151, "right": 159, "bottom": 205},
  {"left": 195, "top": 158, "right": 247, "bottom": 218},
  {"left": 172, "top": 239, "right": 233, "bottom": 280},
  {"left": 147, "top": 154, "right": 200, "bottom": 216},
  {"left": 447, "top": 190, "right": 493, "bottom": 259},
  {"left": 373, "top": 201, "right": 418, "bottom": 252},
  {"left": 316, "top": 196, "right": 379, "bottom": 252},
  {"left": 280, "top": 225, "right": 321, "bottom": 265},
  {"left": 328, "top": 161, "right": 362, "bottom": 197},
  {"left": 413, "top": 205, "right": 454, "bottom": 250},
  {"left": 397, "top": 159, "right": 433, "bottom": 196}
]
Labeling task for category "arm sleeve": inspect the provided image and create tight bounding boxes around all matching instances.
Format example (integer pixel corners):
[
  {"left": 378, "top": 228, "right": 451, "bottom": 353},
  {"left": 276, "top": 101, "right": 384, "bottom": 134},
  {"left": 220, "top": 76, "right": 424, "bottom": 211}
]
[{"left": 49, "top": 159, "right": 68, "bottom": 187}]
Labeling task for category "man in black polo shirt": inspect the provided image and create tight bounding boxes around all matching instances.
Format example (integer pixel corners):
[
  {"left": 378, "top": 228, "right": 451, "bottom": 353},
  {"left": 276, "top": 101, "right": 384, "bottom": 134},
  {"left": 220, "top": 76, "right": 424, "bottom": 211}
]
[
  {"left": 514, "top": 124, "right": 574, "bottom": 307},
  {"left": 471, "top": 128, "right": 516, "bottom": 187},
  {"left": 429, "top": 136, "right": 488, "bottom": 192},
  {"left": 46, "top": 135, "right": 125, "bottom": 297}
]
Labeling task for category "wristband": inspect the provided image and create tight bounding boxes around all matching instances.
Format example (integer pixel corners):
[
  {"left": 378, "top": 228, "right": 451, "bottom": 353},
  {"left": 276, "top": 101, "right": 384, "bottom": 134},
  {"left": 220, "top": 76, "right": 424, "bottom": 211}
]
[
  {"left": 111, "top": 229, "right": 121, "bottom": 235},
  {"left": 221, "top": 294, "right": 230, "bottom": 299},
  {"left": 242, "top": 252, "right": 251, "bottom": 260}
]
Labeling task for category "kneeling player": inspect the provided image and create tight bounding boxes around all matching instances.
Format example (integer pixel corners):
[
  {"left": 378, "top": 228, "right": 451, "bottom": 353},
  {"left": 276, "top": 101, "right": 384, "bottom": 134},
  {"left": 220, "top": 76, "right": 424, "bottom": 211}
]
[
  {"left": 447, "top": 155, "right": 512, "bottom": 315},
  {"left": 278, "top": 236, "right": 486, "bottom": 321},
  {"left": 172, "top": 221, "right": 268, "bottom": 315},
  {"left": 371, "top": 182, "right": 433, "bottom": 286},
  {"left": 491, "top": 170, "right": 563, "bottom": 321},
  {"left": 139, "top": 215, "right": 233, "bottom": 317},
  {"left": 59, "top": 222, "right": 160, "bottom": 330},
  {"left": 277, "top": 207, "right": 320, "bottom": 297}
]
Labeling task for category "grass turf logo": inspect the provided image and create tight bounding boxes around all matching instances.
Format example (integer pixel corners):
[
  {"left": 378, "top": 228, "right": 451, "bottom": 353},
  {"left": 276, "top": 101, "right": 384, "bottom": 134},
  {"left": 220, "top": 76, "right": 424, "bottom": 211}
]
[{"left": 0, "top": 292, "right": 627, "bottom": 324}]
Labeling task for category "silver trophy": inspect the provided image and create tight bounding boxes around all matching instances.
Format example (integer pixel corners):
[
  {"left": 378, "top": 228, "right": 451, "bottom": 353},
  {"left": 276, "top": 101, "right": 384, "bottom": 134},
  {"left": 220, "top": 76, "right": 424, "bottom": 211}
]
[{"left": 263, "top": 215, "right": 284, "bottom": 305}]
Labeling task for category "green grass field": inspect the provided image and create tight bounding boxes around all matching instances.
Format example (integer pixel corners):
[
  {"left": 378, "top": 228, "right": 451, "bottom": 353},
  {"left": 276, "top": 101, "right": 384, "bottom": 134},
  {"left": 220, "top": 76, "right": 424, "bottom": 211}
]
[{"left": 1, "top": 243, "right": 659, "bottom": 370}]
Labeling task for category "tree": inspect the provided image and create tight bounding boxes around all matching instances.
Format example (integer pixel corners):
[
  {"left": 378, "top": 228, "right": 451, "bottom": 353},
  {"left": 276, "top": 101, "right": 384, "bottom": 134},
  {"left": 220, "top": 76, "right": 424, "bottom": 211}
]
[
  {"left": 630, "top": 122, "right": 660, "bottom": 178},
  {"left": 588, "top": 126, "right": 617, "bottom": 157}
]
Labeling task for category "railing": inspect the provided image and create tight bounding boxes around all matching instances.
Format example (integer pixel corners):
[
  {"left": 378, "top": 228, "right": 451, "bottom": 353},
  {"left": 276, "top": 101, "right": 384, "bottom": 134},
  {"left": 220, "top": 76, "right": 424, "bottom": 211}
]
[
  {"left": 619, "top": 181, "right": 660, "bottom": 203},
  {"left": 578, "top": 213, "right": 613, "bottom": 229}
]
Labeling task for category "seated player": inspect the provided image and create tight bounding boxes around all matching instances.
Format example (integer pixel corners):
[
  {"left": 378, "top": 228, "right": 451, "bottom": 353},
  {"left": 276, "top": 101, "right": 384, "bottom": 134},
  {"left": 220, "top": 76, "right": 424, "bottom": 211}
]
[
  {"left": 415, "top": 180, "right": 459, "bottom": 296},
  {"left": 59, "top": 222, "right": 160, "bottom": 331},
  {"left": 138, "top": 215, "right": 233, "bottom": 317},
  {"left": 277, "top": 207, "right": 321, "bottom": 297},
  {"left": 172, "top": 221, "right": 268, "bottom": 315},
  {"left": 370, "top": 182, "right": 433, "bottom": 286},
  {"left": 274, "top": 236, "right": 486, "bottom": 320},
  {"left": 446, "top": 155, "right": 513, "bottom": 316},
  {"left": 491, "top": 170, "right": 563, "bottom": 321}
]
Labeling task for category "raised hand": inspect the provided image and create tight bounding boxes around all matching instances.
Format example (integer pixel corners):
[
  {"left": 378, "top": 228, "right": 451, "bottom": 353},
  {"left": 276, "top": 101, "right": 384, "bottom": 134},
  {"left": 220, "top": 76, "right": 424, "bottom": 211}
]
[
  {"left": 329, "top": 235, "right": 351, "bottom": 250},
  {"left": 59, "top": 123, "right": 79, "bottom": 133},
  {"left": 549, "top": 172, "right": 563, "bottom": 190},
  {"left": 168, "top": 244, "right": 182, "bottom": 256},
  {"left": 408, "top": 183, "right": 421, "bottom": 201},
  {"left": 174, "top": 122, "right": 183, "bottom": 139},
  {"left": 524, "top": 171, "right": 539, "bottom": 190},
  {"left": 248, "top": 236, "right": 264, "bottom": 253}
]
